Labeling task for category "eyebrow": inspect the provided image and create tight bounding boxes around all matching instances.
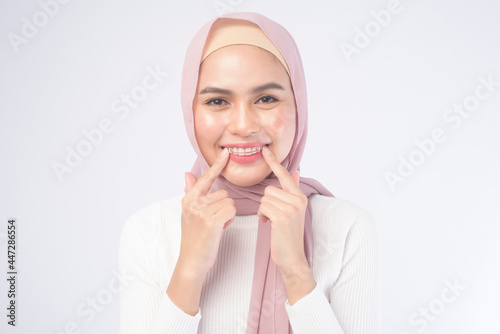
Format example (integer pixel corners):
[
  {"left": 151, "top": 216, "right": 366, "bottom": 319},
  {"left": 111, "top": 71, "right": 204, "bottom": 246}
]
[{"left": 199, "top": 82, "right": 285, "bottom": 95}]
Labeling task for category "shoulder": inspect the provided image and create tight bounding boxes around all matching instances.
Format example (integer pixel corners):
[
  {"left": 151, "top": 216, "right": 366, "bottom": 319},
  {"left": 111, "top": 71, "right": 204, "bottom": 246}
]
[
  {"left": 309, "top": 194, "right": 377, "bottom": 241},
  {"left": 119, "top": 195, "right": 183, "bottom": 247},
  {"left": 308, "top": 195, "right": 378, "bottom": 282},
  {"left": 309, "top": 194, "right": 374, "bottom": 224},
  {"left": 118, "top": 195, "right": 184, "bottom": 289}
]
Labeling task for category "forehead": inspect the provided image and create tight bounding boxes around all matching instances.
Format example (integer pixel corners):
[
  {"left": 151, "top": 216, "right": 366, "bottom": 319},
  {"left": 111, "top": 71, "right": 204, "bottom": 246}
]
[
  {"left": 198, "top": 45, "right": 291, "bottom": 89},
  {"left": 201, "top": 18, "right": 290, "bottom": 74}
]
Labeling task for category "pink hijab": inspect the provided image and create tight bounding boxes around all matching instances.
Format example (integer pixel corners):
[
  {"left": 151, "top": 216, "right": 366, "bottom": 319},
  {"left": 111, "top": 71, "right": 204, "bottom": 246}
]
[{"left": 181, "top": 12, "right": 333, "bottom": 333}]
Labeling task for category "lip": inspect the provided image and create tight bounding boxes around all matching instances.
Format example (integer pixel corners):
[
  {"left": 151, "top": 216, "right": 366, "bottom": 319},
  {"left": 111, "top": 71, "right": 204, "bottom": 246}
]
[
  {"left": 221, "top": 142, "right": 269, "bottom": 149},
  {"left": 229, "top": 151, "right": 263, "bottom": 164},
  {"left": 220, "top": 142, "right": 269, "bottom": 164}
]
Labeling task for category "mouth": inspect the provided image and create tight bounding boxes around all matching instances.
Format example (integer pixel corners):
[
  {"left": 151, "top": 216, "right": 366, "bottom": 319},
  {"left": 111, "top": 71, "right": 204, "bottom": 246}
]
[{"left": 221, "top": 143, "right": 270, "bottom": 157}]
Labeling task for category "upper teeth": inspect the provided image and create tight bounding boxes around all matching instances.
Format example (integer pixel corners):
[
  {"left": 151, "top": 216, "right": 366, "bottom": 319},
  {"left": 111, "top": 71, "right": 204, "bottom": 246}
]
[{"left": 227, "top": 146, "right": 263, "bottom": 156}]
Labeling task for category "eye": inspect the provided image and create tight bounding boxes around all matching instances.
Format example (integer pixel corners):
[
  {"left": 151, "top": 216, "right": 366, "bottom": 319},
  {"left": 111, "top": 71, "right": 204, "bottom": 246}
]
[
  {"left": 256, "top": 96, "right": 279, "bottom": 104},
  {"left": 205, "top": 98, "right": 229, "bottom": 107}
]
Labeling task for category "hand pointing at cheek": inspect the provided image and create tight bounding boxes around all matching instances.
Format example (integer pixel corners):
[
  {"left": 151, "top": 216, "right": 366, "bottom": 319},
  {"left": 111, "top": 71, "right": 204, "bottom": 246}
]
[
  {"left": 258, "top": 146, "right": 317, "bottom": 304},
  {"left": 180, "top": 148, "right": 236, "bottom": 276},
  {"left": 257, "top": 146, "right": 308, "bottom": 271}
]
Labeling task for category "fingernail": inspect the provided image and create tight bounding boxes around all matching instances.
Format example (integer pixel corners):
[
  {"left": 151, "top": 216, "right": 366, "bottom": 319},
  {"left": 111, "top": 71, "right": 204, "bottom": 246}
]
[
  {"left": 262, "top": 146, "right": 270, "bottom": 156},
  {"left": 219, "top": 148, "right": 228, "bottom": 158}
]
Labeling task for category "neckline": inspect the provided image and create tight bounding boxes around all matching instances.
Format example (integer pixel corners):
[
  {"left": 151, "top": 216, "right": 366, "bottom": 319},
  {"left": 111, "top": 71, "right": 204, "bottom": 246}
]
[{"left": 226, "top": 214, "right": 259, "bottom": 229}]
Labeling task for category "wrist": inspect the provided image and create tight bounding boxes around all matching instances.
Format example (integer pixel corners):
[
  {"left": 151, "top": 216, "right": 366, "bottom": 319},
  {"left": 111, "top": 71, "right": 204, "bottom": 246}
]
[
  {"left": 167, "top": 259, "right": 206, "bottom": 316},
  {"left": 279, "top": 258, "right": 310, "bottom": 284},
  {"left": 278, "top": 255, "right": 309, "bottom": 278},
  {"left": 175, "top": 255, "right": 208, "bottom": 283},
  {"left": 279, "top": 258, "right": 316, "bottom": 306}
]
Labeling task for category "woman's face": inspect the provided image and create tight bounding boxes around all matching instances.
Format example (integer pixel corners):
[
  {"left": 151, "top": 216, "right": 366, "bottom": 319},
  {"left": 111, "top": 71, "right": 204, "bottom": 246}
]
[{"left": 193, "top": 44, "right": 296, "bottom": 187}]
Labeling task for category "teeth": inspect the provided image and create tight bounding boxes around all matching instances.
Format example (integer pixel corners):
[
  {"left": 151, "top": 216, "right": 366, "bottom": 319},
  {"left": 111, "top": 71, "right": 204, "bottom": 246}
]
[{"left": 227, "top": 146, "right": 263, "bottom": 156}]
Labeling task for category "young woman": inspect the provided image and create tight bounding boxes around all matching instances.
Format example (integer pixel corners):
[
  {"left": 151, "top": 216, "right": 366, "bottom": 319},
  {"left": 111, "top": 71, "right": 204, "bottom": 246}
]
[{"left": 119, "top": 12, "right": 379, "bottom": 334}]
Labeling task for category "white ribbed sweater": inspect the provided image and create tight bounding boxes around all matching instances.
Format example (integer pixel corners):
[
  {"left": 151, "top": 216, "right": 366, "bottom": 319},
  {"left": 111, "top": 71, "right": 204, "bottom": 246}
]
[{"left": 119, "top": 194, "right": 379, "bottom": 334}]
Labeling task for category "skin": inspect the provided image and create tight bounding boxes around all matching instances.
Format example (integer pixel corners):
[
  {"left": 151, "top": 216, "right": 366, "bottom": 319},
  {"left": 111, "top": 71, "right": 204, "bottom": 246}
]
[
  {"left": 193, "top": 44, "right": 296, "bottom": 187},
  {"left": 167, "top": 45, "right": 316, "bottom": 316}
]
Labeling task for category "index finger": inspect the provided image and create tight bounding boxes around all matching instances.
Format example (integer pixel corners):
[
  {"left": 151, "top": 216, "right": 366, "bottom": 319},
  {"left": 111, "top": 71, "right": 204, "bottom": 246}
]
[
  {"left": 190, "top": 148, "right": 229, "bottom": 196},
  {"left": 261, "top": 146, "right": 300, "bottom": 193}
]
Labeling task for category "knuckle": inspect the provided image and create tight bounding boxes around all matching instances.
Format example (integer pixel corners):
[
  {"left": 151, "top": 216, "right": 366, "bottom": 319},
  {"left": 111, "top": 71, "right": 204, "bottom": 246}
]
[
  {"left": 261, "top": 195, "right": 270, "bottom": 204},
  {"left": 199, "top": 196, "right": 209, "bottom": 206},
  {"left": 182, "top": 196, "right": 193, "bottom": 208},
  {"left": 297, "top": 193, "right": 307, "bottom": 205},
  {"left": 202, "top": 169, "right": 214, "bottom": 180},
  {"left": 220, "top": 205, "right": 232, "bottom": 217},
  {"left": 301, "top": 194, "right": 308, "bottom": 206},
  {"left": 285, "top": 202, "right": 295, "bottom": 212},
  {"left": 206, "top": 170, "right": 216, "bottom": 181},
  {"left": 224, "top": 197, "right": 235, "bottom": 206},
  {"left": 290, "top": 196, "right": 304, "bottom": 210},
  {"left": 187, "top": 198, "right": 201, "bottom": 211},
  {"left": 198, "top": 174, "right": 209, "bottom": 185}
]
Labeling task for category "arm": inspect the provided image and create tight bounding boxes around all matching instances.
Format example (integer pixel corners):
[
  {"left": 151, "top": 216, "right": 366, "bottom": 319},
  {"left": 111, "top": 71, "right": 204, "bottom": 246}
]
[
  {"left": 284, "top": 210, "right": 380, "bottom": 334},
  {"left": 257, "top": 148, "right": 379, "bottom": 332},
  {"left": 166, "top": 259, "right": 206, "bottom": 317},
  {"left": 119, "top": 149, "right": 234, "bottom": 333},
  {"left": 118, "top": 212, "right": 201, "bottom": 334}
]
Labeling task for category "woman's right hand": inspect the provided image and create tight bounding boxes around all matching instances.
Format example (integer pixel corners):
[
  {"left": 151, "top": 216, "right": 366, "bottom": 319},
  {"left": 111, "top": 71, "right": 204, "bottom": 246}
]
[{"left": 178, "top": 148, "right": 236, "bottom": 277}]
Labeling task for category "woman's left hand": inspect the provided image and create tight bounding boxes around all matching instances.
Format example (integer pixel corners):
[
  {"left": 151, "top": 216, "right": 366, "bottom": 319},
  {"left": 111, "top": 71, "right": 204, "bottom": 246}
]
[
  {"left": 258, "top": 146, "right": 317, "bottom": 304},
  {"left": 258, "top": 146, "right": 309, "bottom": 272}
]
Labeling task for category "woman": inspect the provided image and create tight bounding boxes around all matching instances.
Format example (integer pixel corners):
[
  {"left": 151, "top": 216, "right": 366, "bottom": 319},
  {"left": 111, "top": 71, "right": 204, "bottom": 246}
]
[{"left": 119, "top": 12, "right": 379, "bottom": 334}]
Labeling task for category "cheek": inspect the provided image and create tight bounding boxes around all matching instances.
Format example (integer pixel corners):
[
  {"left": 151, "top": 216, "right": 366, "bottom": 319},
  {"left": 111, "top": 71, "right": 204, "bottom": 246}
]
[
  {"left": 195, "top": 111, "right": 215, "bottom": 132},
  {"left": 263, "top": 108, "right": 296, "bottom": 144},
  {"left": 195, "top": 112, "right": 223, "bottom": 138},
  {"left": 194, "top": 111, "right": 225, "bottom": 159}
]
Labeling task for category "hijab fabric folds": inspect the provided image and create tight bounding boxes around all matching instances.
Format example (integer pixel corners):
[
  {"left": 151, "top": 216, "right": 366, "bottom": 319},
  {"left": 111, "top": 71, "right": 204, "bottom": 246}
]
[{"left": 181, "top": 12, "right": 333, "bottom": 333}]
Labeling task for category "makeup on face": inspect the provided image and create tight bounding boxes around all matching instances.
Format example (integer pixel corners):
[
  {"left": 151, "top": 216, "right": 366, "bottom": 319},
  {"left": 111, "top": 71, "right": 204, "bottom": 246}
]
[{"left": 193, "top": 44, "right": 296, "bottom": 187}]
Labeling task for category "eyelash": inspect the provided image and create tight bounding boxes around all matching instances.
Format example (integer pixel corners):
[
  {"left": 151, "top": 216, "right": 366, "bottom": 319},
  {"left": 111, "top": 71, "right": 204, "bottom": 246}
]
[
  {"left": 205, "top": 98, "right": 228, "bottom": 107},
  {"left": 205, "top": 96, "right": 279, "bottom": 107}
]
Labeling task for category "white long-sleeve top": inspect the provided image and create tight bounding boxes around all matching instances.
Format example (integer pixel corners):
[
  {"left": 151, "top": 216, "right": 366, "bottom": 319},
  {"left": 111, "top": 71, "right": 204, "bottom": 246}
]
[{"left": 118, "top": 194, "right": 380, "bottom": 334}]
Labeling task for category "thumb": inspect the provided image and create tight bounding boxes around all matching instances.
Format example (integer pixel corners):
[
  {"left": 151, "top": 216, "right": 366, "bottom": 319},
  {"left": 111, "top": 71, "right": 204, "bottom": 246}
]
[
  {"left": 184, "top": 172, "right": 197, "bottom": 194},
  {"left": 292, "top": 171, "right": 300, "bottom": 186},
  {"left": 223, "top": 216, "right": 235, "bottom": 229},
  {"left": 258, "top": 212, "right": 269, "bottom": 224}
]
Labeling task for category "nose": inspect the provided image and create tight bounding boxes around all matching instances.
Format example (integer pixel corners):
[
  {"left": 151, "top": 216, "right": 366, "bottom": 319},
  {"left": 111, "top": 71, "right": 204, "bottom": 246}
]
[{"left": 227, "top": 102, "right": 260, "bottom": 136}]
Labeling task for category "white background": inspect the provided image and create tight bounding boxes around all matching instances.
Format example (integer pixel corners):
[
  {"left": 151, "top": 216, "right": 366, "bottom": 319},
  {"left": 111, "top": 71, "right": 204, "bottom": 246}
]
[{"left": 1, "top": 0, "right": 499, "bottom": 333}]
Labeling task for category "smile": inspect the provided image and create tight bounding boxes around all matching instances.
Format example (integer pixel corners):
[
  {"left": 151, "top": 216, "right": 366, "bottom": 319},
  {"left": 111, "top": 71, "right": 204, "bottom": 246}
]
[
  {"left": 220, "top": 143, "right": 270, "bottom": 163},
  {"left": 227, "top": 146, "right": 263, "bottom": 156}
]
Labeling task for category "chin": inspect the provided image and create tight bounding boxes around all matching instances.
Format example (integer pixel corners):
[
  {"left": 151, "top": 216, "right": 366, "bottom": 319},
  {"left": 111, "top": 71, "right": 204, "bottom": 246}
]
[
  {"left": 221, "top": 165, "right": 269, "bottom": 187},
  {"left": 222, "top": 173, "right": 265, "bottom": 187}
]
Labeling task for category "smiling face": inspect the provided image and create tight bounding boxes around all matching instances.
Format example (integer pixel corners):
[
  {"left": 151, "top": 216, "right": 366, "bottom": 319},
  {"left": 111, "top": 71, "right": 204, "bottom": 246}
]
[{"left": 193, "top": 44, "right": 296, "bottom": 187}]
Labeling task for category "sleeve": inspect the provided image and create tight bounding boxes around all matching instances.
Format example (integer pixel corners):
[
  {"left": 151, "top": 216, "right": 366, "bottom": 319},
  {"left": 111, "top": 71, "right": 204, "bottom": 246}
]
[
  {"left": 284, "top": 209, "right": 380, "bottom": 334},
  {"left": 118, "top": 212, "right": 202, "bottom": 334},
  {"left": 285, "top": 283, "right": 345, "bottom": 333}
]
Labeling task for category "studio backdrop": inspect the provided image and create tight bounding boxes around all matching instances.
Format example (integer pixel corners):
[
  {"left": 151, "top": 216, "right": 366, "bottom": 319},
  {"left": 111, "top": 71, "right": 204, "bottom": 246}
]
[{"left": 1, "top": 0, "right": 499, "bottom": 333}]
